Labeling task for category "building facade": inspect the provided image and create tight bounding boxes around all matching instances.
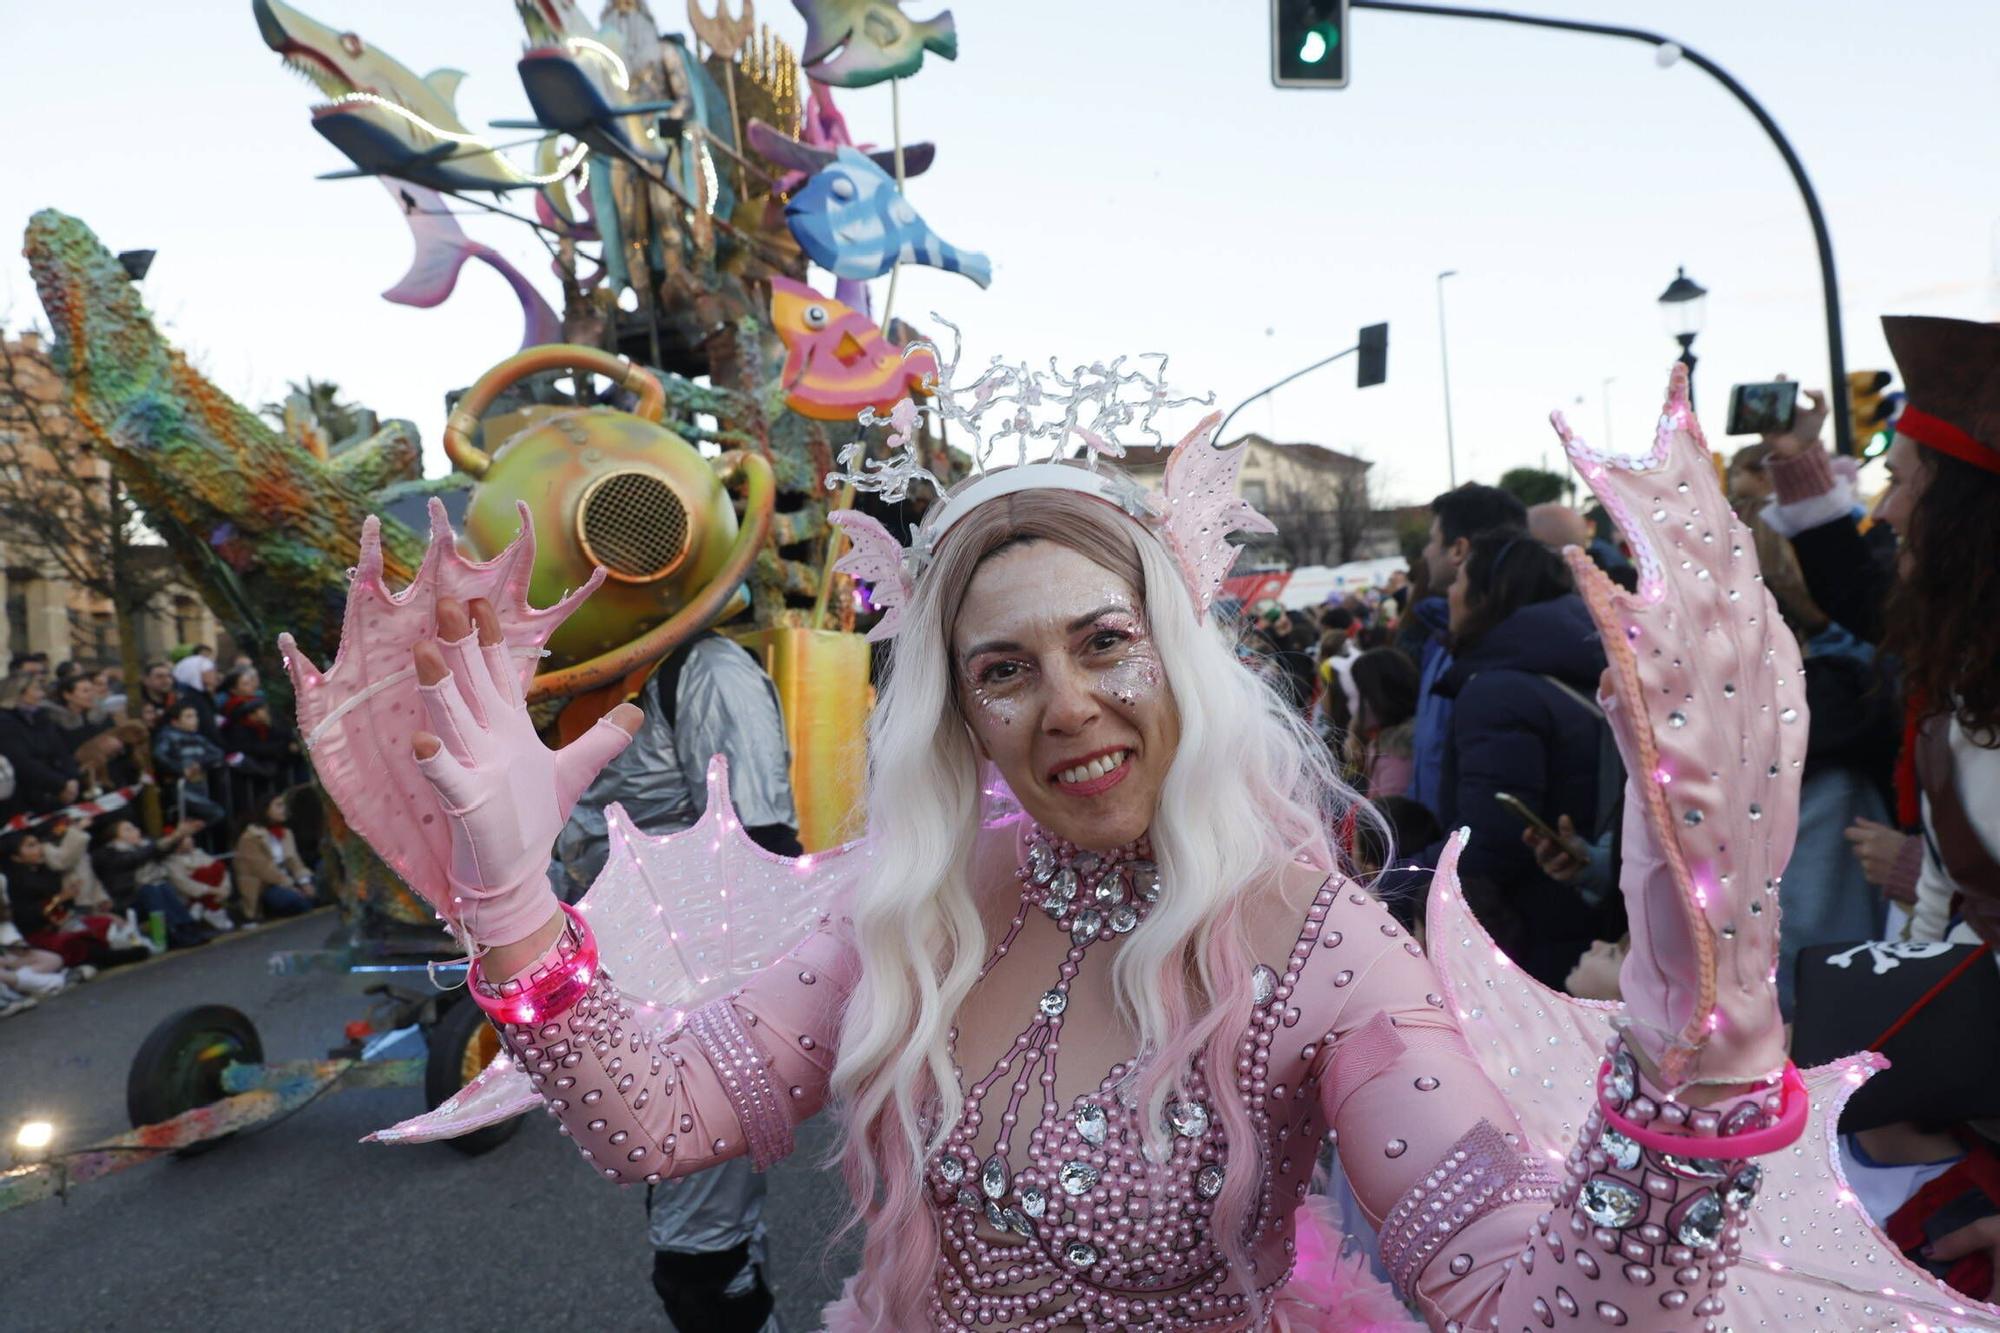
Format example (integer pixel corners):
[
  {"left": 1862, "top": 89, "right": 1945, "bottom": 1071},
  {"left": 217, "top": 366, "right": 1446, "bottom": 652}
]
[
  {"left": 1111, "top": 433, "right": 1397, "bottom": 566},
  {"left": 0, "top": 331, "right": 222, "bottom": 667}
]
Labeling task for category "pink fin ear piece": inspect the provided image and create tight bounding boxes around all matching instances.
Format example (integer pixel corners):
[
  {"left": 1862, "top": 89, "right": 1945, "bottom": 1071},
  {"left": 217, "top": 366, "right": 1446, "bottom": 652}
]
[
  {"left": 1156, "top": 410, "right": 1276, "bottom": 619},
  {"left": 828, "top": 508, "right": 913, "bottom": 642}
]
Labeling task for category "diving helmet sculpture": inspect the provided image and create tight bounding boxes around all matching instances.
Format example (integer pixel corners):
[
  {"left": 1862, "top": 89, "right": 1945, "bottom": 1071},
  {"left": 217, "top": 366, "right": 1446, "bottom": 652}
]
[{"left": 442, "top": 345, "right": 774, "bottom": 703}]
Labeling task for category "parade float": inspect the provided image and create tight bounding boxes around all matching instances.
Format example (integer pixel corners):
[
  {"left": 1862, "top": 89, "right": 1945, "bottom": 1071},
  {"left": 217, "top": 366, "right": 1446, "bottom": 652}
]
[{"left": 7, "top": 0, "right": 981, "bottom": 1174}]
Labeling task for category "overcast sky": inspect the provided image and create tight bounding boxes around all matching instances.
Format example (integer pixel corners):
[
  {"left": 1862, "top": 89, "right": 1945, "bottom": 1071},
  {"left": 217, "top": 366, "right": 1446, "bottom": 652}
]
[{"left": 4, "top": 1, "right": 1996, "bottom": 505}]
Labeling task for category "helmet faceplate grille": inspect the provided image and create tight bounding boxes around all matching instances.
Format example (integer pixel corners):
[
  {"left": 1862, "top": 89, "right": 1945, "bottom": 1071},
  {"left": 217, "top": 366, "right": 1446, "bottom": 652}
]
[{"left": 578, "top": 471, "right": 689, "bottom": 582}]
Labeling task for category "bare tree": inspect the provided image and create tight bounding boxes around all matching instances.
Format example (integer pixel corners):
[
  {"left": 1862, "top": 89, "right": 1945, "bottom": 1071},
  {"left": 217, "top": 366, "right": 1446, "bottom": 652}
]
[
  {"left": 1333, "top": 467, "right": 1373, "bottom": 564},
  {"left": 0, "top": 328, "right": 183, "bottom": 670},
  {"left": 1262, "top": 474, "right": 1340, "bottom": 567},
  {"left": 1257, "top": 462, "right": 1376, "bottom": 567}
]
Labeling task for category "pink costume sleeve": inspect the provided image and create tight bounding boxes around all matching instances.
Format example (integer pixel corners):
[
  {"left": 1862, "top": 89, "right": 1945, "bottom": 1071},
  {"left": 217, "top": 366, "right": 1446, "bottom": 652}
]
[
  {"left": 1299, "top": 887, "right": 1767, "bottom": 1331},
  {"left": 483, "top": 909, "right": 857, "bottom": 1184},
  {"left": 1295, "top": 366, "right": 1801, "bottom": 1329}
]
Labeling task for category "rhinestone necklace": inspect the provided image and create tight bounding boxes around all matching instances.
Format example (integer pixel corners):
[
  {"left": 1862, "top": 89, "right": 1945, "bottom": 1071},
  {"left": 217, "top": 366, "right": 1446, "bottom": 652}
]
[{"left": 1017, "top": 825, "right": 1161, "bottom": 942}]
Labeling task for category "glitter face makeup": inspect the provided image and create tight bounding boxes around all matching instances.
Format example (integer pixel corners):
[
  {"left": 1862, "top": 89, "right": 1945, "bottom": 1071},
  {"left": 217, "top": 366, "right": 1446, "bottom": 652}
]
[{"left": 951, "top": 543, "right": 1179, "bottom": 851}]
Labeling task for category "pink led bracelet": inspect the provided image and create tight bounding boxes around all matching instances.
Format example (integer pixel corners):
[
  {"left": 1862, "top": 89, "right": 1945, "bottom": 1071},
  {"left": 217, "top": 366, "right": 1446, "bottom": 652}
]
[
  {"left": 467, "top": 902, "right": 599, "bottom": 1027},
  {"left": 1597, "top": 1057, "right": 1808, "bottom": 1158}
]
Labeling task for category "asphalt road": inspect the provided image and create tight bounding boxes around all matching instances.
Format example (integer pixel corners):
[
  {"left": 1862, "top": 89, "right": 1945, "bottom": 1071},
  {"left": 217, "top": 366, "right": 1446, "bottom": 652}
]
[{"left": 0, "top": 911, "right": 857, "bottom": 1331}]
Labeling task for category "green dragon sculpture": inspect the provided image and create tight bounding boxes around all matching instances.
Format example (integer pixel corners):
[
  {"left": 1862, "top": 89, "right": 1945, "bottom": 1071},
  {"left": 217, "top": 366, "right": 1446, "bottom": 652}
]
[{"left": 25, "top": 208, "right": 431, "bottom": 696}]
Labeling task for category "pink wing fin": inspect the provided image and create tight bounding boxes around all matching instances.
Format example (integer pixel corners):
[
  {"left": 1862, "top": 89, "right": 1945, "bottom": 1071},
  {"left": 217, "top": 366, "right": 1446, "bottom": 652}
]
[
  {"left": 1157, "top": 411, "right": 1276, "bottom": 618},
  {"left": 281, "top": 499, "right": 600, "bottom": 922},
  {"left": 369, "top": 756, "right": 864, "bottom": 1143},
  {"left": 828, "top": 508, "right": 912, "bottom": 642},
  {"left": 1427, "top": 836, "right": 2000, "bottom": 1331}
]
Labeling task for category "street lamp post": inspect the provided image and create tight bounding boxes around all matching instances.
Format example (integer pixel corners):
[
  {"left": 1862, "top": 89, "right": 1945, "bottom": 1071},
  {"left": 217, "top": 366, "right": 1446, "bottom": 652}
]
[
  {"left": 1657, "top": 266, "right": 1708, "bottom": 407},
  {"left": 1348, "top": 3, "right": 1853, "bottom": 454},
  {"left": 1436, "top": 269, "right": 1459, "bottom": 488}
]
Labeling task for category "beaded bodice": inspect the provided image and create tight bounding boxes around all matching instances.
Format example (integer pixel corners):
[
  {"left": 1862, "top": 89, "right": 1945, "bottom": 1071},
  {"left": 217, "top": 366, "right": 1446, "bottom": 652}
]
[{"left": 925, "top": 828, "right": 1319, "bottom": 1330}]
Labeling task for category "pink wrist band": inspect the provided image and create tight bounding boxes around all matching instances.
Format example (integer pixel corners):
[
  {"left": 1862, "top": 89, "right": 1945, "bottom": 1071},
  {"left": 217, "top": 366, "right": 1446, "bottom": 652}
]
[
  {"left": 1596, "top": 1047, "right": 1807, "bottom": 1157},
  {"left": 468, "top": 902, "right": 597, "bottom": 1026},
  {"left": 1766, "top": 445, "right": 1838, "bottom": 504}
]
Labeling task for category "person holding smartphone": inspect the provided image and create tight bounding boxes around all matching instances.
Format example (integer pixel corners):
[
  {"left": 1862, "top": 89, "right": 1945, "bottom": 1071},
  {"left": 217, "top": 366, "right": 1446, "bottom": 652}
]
[
  {"left": 1758, "top": 320, "right": 2000, "bottom": 955},
  {"left": 1404, "top": 530, "right": 1619, "bottom": 986},
  {"left": 1758, "top": 320, "right": 2000, "bottom": 1305}
]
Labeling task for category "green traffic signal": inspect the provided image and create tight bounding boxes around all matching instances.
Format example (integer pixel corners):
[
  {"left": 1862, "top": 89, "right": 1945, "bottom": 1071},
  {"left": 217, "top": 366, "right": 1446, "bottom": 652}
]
[{"left": 1273, "top": 0, "right": 1349, "bottom": 88}]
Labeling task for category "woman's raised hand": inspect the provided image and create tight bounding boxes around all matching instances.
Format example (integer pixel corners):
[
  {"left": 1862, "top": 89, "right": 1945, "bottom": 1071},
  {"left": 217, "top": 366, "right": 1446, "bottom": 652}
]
[
  {"left": 1554, "top": 363, "right": 1807, "bottom": 1091},
  {"left": 1760, "top": 381, "right": 1829, "bottom": 461},
  {"left": 410, "top": 596, "right": 641, "bottom": 951}
]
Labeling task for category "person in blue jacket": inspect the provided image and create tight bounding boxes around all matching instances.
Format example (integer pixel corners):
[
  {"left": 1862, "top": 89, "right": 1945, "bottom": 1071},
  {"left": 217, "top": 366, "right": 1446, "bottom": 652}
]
[
  {"left": 1408, "top": 484, "right": 1527, "bottom": 812},
  {"left": 1423, "top": 530, "right": 1620, "bottom": 987}
]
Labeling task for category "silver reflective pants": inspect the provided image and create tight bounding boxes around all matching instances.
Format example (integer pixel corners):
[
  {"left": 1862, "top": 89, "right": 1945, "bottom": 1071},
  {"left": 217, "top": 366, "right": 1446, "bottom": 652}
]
[{"left": 647, "top": 1156, "right": 778, "bottom": 1330}]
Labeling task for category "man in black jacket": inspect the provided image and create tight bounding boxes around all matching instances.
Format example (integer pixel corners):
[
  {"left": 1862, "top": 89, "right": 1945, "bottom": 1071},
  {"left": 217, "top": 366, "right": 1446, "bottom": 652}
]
[{"left": 0, "top": 675, "right": 80, "bottom": 820}]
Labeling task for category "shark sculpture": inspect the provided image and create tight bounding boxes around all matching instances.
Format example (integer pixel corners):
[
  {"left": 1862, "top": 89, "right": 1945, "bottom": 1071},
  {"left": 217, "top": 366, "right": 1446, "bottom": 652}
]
[{"left": 253, "top": 0, "right": 581, "bottom": 195}]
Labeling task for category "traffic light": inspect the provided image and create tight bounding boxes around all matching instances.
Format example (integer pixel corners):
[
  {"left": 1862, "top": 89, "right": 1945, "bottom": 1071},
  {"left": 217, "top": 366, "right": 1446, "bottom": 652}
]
[
  {"left": 1847, "top": 369, "right": 1901, "bottom": 458},
  {"left": 1273, "top": 0, "right": 1350, "bottom": 88},
  {"left": 1357, "top": 322, "right": 1388, "bottom": 387}
]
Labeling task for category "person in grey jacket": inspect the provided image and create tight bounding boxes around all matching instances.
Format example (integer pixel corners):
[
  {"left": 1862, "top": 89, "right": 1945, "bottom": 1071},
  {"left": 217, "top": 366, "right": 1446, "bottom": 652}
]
[{"left": 554, "top": 626, "right": 799, "bottom": 1333}]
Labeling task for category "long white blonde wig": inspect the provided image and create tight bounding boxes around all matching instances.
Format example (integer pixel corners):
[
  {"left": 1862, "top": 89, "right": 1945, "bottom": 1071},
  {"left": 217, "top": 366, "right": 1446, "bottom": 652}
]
[{"left": 827, "top": 488, "right": 1380, "bottom": 1327}]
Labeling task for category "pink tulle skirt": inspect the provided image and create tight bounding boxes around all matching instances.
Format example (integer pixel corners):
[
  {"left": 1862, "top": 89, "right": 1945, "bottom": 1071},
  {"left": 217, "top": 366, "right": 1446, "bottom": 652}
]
[
  {"left": 1270, "top": 1199, "right": 1425, "bottom": 1331},
  {"left": 817, "top": 1200, "right": 1422, "bottom": 1331}
]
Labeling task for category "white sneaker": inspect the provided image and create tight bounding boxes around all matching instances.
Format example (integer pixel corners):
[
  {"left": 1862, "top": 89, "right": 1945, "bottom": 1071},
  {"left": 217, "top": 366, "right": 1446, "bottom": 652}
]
[
  {"left": 202, "top": 907, "right": 236, "bottom": 932},
  {"left": 69, "top": 964, "right": 98, "bottom": 984},
  {"left": 13, "top": 970, "right": 66, "bottom": 996}
]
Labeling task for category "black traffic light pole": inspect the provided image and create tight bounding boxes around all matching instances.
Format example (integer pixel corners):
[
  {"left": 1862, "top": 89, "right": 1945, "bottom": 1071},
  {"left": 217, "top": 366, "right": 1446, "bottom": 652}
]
[
  {"left": 1215, "top": 323, "right": 1387, "bottom": 444},
  {"left": 1216, "top": 347, "right": 1357, "bottom": 445},
  {"left": 1351, "top": 1, "right": 1854, "bottom": 454}
]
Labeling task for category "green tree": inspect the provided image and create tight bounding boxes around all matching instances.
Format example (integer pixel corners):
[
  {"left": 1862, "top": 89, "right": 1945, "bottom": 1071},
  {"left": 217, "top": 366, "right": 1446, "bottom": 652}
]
[
  {"left": 1497, "top": 466, "right": 1571, "bottom": 507},
  {"left": 1396, "top": 509, "right": 1432, "bottom": 566},
  {"left": 260, "top": 377, "right": 374, "bottom": 450}
]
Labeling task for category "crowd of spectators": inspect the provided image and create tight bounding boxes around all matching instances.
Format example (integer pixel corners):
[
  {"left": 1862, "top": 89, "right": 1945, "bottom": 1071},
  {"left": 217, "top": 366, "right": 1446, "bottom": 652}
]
[
  {"left": 0, "top": 646, "right": 322, "bottom": 1015},
  {"left": 1229, "top": 442, "right": 1926, "bottom": 998},
  {"left": 1222, "top": 367, "right": 2000, "bottom": 1296}
]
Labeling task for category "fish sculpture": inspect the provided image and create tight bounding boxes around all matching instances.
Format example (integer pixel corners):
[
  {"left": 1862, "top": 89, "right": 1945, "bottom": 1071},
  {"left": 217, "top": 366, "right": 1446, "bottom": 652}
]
[
  {"left": 792, "top": 0, "right": 957, "bottom": 87},
  {"left": 254, "top": 0, "right": 571, "bottom": 194},
  {"left": 381, "top": 182, "right": 561, "bottom": 350},
  {"left": 769, "top": 275, "right": 937, "bottom": 420},
  {"left": 785, "top": 146, "right": 991, "bottom": 287}
]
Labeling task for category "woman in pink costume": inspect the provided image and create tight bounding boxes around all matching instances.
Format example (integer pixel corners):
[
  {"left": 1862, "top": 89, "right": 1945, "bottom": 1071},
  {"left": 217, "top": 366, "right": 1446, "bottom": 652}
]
[{"left": 288, "top": 364, "right": 1971, "bottom": 1331}]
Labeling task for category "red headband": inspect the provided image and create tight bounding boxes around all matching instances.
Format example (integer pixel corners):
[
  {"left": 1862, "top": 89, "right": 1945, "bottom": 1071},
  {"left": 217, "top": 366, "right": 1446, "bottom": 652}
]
[{"left": 1897, "top": 405, "right": 2000, "bottom": 476}]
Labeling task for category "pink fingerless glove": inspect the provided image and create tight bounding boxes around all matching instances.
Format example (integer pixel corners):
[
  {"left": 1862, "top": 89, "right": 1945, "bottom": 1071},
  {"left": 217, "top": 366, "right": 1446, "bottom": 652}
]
[{"left": 415, "top": 629, "right": 634, "bottom": 949}]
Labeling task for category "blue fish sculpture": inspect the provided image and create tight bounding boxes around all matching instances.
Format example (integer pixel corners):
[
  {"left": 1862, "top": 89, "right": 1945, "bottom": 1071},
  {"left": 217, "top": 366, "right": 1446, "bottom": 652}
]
[{"left": 785, "top": 146, "right": 992, "bottom": 287}]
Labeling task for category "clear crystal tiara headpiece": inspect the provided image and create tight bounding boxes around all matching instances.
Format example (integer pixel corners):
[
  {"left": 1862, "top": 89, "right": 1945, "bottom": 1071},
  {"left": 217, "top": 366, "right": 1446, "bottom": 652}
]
[{"left": 823, "top": 316, "right": 1275, "bottom": 642}]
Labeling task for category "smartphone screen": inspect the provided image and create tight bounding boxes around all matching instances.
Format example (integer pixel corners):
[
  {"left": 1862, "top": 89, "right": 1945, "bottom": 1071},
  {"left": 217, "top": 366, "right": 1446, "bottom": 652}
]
[
  {"left": 1726, "top": 382, "right": 1800, "bottom": 437},
  {"left": 1494, "top": 791, "right": 1562, "bottom": 844}
]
